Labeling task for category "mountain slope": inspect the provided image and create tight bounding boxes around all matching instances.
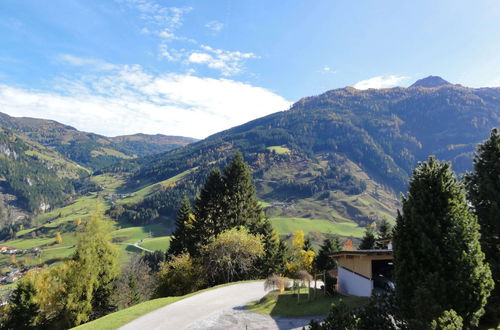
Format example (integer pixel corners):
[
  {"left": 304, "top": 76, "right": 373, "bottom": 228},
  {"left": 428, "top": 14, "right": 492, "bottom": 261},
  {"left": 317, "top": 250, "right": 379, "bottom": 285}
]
[
  {"left": 124, "top": 78, "right": 500, "bottom": 226},
  {"left": 0, "top": 112, "right": 197, "bottom": 169},
  {"left": 0, "top": 128, "right": 86, "bottom": 234}
]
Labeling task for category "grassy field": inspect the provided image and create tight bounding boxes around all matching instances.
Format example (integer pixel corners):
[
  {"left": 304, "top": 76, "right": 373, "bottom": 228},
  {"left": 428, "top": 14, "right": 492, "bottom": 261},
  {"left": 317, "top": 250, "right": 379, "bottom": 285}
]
[
  {"left": 138, "top": 236, "right": 171, "bottom": 252},
  {"left": 73, "top": 280, "right": 260, "bottom": 330},
  {"left": 270, "top": 217, "right": 364, "bottom": 238},
  {"left": 116, "top": 167, "right": 198, "bottom": 204},
  {"left": 247, "top": 288, "right": 368, "bottom": 316},
  {"left": 266, "top": 145, "right": 291, "bottom": 155}
]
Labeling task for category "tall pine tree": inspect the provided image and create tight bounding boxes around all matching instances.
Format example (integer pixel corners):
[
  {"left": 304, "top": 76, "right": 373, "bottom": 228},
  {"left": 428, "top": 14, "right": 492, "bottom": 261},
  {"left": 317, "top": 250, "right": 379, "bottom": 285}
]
[
  {"left": 221, "top": 151, "right": 265, "bottom": 231},
  {"left": 168, "top": 197, "right": 196, "bottom": 256},
  {"left": 393, "top": 157, "right": 493, "bottom": 328},
  {"left": 314, "top": 237, "right": 341, "bottom": 271},
  {"left": 466, "top": 128, "right": 500, "bottom": 323},
  {"left": 194, "top": 167, "right": 226, "bottom": 245},
  {"left": 359, "top": 227, "right": 376, "bottom": 249}
]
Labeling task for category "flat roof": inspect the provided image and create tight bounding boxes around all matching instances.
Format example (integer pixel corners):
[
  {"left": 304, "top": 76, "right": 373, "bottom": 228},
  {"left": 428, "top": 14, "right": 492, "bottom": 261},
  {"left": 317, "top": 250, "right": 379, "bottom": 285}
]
[{"left": 330, "top": 249, "right": 393, "bottom": 258}]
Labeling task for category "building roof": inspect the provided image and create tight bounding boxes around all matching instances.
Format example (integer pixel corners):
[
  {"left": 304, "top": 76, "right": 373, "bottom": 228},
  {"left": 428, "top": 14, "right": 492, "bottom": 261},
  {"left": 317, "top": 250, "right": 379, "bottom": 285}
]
[{"left": 330, "top": 249, "right": 393, "bottom": 258}]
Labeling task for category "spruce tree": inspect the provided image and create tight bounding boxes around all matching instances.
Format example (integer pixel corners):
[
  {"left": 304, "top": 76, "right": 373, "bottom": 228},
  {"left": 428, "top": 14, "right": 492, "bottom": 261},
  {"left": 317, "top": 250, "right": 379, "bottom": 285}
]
[
  {"left": 466, "top": 128, "right": 500, "bottom": 323},
  {"left": 221, "top": 152, "right": 265, "bottom": 231},
  {"left": 393, "top": 157, "right": 493, "bottom": 328},
  {"left": 377, "top": 218, "right": 393, "bottom": 240},
  {"left": 6, "top": 279, "right": 39, "bottom": 329},
  {"left": 259, "top": 220, "right": 288, "bottom": 276},
  {"left": 359, "top": 227, "right": 376, "bottom": 249},
  {"left": 168, "top": 197, "right": 196, "bottom": 256},
  {"left": 314, "top": 237, "right": 341, "bottom": 271},
  {"left": 193, "top": 168, "right": 226, "bottom": 247}
]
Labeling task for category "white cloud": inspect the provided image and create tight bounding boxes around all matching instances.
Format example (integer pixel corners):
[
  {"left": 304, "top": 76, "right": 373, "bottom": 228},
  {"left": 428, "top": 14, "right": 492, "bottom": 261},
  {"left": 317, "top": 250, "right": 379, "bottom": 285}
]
[
  {"left": 187, "top": 45, "right": 258, "bottom": 76},
  {"left": 353, "top": 75, "right": 408, "bottom": 90},
  {"left": 205, "top": 20, "right": 224, "bottom": 32},
  {"left": 59, "top": 54, "right": 118, "bottom": 71},
  {"left": 0, "top": 65, "right": 290, "bottom": 139}
]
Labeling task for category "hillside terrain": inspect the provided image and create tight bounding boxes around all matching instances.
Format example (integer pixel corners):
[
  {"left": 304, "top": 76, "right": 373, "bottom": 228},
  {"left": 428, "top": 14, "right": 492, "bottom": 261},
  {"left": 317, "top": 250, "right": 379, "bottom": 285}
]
[
  {"left": 2, "top": 76, "right": 500, "bottom": 278},
  {"left": 121, "top": 76, "right": 500, "bottom": 228},
  {"left": 0, "top": 112, "right": 197, "bottom": 169}
]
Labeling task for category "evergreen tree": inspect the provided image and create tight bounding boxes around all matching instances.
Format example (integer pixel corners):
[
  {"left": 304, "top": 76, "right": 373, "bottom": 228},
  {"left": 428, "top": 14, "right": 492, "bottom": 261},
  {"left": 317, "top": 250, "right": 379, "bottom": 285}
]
[
  {"left": 376, "top": 219, "right": 393, "bottom": 249},
  {"left": 359, "top": 227, "right": 376, "bottom": 249},
  {"left": 466, "top": 128, "right": 500, "bottom": 323},
  {"left": 314, "top": 237, "right": 342, "bottom": 271},
  {"left": 6, "top": 279, "right": 39, "bottom": 329},
  {"left": 393, "top": 157, "right": 493, "bottom": 328},
  {"left": 193, "top": 167, "right": 226, "bottom": 246},
  {"left": 221, "top": 152, "right": 265, "bottom": 231},
  {"left": 258, "top": 220, "right": 288, "bottom": 276},
  {"left": 168, "top": 197, "right": 196, "bottom": 256},
  {"left": 377, "top": 218, "right": 393, "bottom": 240}
]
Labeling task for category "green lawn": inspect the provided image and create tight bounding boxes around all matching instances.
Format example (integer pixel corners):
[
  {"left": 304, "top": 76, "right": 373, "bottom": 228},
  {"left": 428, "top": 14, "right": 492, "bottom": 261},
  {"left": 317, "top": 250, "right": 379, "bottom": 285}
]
[
  {"left": 247, "top": 289, "right": 368, "bottom": 316},
  {"left": 73, "top": 280, "right": 260, "bottom": 330},
  {"left": 138, "top": 236, "right": 171, "bottom": 252},
  {"left": 270, "top": 217, "right": 364, "bottom": 238},
  {"left": 116, "top": 167, "right": 198, "bottom": 204},
  {"left": 266, "top": 146, "right": 291, "bottom": 155}
]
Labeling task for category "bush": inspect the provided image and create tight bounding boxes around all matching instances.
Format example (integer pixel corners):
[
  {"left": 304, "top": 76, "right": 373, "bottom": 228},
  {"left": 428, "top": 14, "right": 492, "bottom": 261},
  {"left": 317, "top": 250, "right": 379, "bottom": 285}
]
[{"left": 156, "top": 253, "right": 206, "bottom": 297}]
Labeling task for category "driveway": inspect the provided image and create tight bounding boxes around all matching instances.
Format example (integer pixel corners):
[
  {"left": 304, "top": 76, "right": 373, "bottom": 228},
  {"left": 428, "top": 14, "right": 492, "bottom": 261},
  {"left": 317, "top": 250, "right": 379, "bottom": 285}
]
[{"left": 119, "top": 281, "right": 268, "bottom": 330}]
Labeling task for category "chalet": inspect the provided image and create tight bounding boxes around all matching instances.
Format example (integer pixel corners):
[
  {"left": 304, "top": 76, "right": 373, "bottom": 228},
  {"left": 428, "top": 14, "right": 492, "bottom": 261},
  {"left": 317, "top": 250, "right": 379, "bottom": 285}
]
[{"left": 330, "top": 248, "right": 393, "bottom": 297}]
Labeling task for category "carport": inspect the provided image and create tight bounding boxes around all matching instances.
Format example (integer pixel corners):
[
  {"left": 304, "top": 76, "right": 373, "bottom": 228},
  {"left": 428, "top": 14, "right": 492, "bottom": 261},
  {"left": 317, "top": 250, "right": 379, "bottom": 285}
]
[{"left": 330, "top": 249, "right": 393, "bottom": 296}]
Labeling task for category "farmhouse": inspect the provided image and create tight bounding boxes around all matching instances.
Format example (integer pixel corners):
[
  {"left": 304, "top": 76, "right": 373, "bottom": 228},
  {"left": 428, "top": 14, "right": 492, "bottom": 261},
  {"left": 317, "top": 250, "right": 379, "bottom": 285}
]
[{"left": 330, "top": 248, "right": 393, "bottom": 297}]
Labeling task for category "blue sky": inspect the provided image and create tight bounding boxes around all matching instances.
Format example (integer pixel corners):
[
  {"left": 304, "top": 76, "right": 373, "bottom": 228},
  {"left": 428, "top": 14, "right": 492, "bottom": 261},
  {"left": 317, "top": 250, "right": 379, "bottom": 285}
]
[{"left": 1, "top": 0, "right": 500, "bottom": 138}]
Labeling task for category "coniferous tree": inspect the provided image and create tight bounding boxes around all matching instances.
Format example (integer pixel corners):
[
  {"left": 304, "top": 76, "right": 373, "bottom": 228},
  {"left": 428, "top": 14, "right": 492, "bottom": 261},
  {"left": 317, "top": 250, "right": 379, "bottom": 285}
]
[
  {"left": 259, "top": 220, "right": 288, "bottom": 276},
  {"left": 314, "top": 237, "right": 342, "bottom": 271},
  {"left": 6, "top": 279, "right": 39, "bottom": 329},
  {"left": 221, "top": 152, "right": 265, "bottom": 231},
  {"left": 193, "top": 167, "right": 226, "bottom": 246},
  {"left": 466, "top": 128, "right": 500, "bottom": 323},
  {"left": 359, "top": 227, "right": 376, "bottom": 250},
  {"left": 376, "top": 219, "right": 393, "bottom": 249},
  {"left": 168, "top": 197, "right": 196, "bottom": 256},
  {"left": 377, "top": 219, "right": 393, "bottom": 240},
  {"left": 393, "top": 157, "right": 493, "bottom": 328}
]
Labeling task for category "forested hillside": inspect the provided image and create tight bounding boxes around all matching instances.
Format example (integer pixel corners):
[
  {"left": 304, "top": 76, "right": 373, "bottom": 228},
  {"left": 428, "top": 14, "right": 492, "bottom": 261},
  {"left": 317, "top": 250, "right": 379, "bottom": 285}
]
[
  {"left": 121, "top": 77, "right": 500, "bottom": 226},
  {"left": 0, "top": 112, "right": 197, "bottom": 169},
  {"left": 0, "top": 128, "right": 85, "bottom": 234}
]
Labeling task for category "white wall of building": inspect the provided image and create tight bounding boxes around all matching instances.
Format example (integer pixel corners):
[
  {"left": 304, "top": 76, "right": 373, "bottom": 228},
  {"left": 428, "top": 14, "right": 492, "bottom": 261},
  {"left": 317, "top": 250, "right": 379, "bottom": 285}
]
[{"left": 338, "top": 266, "right": 373, "bottom": 297}]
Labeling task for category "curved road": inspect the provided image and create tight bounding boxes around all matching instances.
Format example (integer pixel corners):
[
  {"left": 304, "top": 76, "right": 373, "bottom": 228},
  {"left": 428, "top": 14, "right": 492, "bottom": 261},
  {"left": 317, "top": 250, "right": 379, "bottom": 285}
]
[{"left": 119, "top": 281, "right": 267, "bottom": 330}]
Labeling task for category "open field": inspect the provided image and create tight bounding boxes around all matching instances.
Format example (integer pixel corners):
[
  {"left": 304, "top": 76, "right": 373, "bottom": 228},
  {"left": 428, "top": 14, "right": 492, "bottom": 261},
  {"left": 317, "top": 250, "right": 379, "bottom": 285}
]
[
  {"left": 266, "top": 146, "right": 291, "bottom": 155},
  {"left": 138, "top": 236, "right": 171, "bottom": 252},
  {"left": 270, "top": 217, "right": 364, "bottom": 238}
]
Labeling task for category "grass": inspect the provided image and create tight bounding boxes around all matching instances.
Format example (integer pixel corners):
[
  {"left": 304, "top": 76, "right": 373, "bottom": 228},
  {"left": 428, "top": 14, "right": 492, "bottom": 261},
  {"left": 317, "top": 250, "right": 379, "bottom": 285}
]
[
  {"left": 247, "top": 289, "right": 368, "bottom": 317},
  {"left": 266, "top": 146, "right": 291, "bottom": 155},
  {"left": 270, "top": 217, "right": 364, "bottom": 238},
  {"left": 138, "top": 236, "right": 171, "bottom": 252},
  {"left": 73, "top": 280, "right": 261, "bottom": 330},
  {"left": 116, "top": 167, "right": 198, "bottom": 204}
]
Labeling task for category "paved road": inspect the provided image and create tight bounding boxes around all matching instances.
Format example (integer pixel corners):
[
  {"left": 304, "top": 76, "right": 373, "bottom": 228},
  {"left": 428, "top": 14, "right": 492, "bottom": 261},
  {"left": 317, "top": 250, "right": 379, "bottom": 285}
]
[{"left": 119, "top": 281, "right": 268, "bottom": 330}]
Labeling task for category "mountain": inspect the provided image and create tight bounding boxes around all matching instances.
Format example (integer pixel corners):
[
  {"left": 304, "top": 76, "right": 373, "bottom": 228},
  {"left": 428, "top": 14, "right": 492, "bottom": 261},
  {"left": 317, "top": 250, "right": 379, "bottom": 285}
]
[
  {"left": 121, "top": 78, "right": 500, "bottom": 226},
  {"left": 410, "top": 75, "right": 452, "bottom": 88},
  {"left": 0, "top": 112, "right": 197, "bottom": 169},
  {"left": 0, "top": 127, "right": 87, "bottom": 234}
]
